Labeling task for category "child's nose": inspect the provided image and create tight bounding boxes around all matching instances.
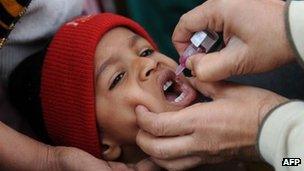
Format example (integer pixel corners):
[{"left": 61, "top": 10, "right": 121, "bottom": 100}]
[{"left": 136, "top": 58, "right": 158, "bottom": 81}]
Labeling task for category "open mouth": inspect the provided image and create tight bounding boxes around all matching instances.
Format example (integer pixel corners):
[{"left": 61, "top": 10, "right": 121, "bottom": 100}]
[{"left": 159, "top": 70, "right": 197, "bottom": 107}]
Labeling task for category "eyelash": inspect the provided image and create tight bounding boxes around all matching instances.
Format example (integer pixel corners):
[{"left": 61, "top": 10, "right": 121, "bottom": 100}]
[
  {"left": 109, "top": 48, "right": 154, "bottom": 90},
  {"left": 109, "top": 72, "right": 125, "bottom": 90},
  {"left": 139, "top": 48, "right": 154, "bottom": 57}
]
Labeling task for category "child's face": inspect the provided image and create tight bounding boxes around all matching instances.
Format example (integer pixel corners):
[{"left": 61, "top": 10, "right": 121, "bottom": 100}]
[{"left": 94, "top": 27, "right": 197, "bottom": 157}]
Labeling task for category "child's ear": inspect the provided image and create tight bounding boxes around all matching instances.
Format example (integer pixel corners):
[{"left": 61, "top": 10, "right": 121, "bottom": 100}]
[{"left": 101, "top": 135, "right": 121, "bottom": 160}]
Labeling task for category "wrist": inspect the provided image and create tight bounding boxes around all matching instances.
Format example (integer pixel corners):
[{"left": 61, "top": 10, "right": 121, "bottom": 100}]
[
  {"left": 37, "top": 145, "right": 61, "bottom": 170},
  {"left": 53, "top": 146, "right": 92, "bottom": 171},
  {"left": 281, "top": 22, "right": 296, "bottom": 65},
  {"left": 53, "top": 146, "right": 77, "bottom": 171},
  {"left": 281, "top": 0, "right": 296, "bottom": 64},
  {"left": 257, "top": 95, "right": 288, "bottom": 126}
]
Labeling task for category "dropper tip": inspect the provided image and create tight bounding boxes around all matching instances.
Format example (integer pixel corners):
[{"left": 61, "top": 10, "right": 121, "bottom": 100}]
[{"left": 175, "top": 65, "right": 185, "bottom": 76}]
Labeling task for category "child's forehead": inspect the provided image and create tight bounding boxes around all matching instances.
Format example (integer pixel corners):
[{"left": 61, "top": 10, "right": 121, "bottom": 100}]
[
  {"left": 94, "top": 27, "right": 149, "bottom": 73},
  {"left": 97, "top": 27, "right": 148, "bottom": 53},
  {"left": 103, "top": 27, "right": 138, "bottom": 41}
]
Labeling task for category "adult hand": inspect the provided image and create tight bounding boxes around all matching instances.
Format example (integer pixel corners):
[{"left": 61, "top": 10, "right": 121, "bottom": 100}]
[
  {"left": 135, "top": 78, "right": 287, "bottom": 170},
  {"left": 0, "top": 121, "right": 158, "bottom": 171},
  {"left": 55, "top": 147, "right": 159, "bottom": 171},
  {"left": 172, "top": 0, "right": 295, "bottom": 81}
]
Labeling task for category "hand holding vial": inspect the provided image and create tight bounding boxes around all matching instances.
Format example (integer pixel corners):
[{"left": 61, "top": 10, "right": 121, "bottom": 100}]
[
  {"left": 175, "top": 30, "right": 222, "bottom": 76},
  {"left": 172, "top": 0, "right": 295, "bottom": 81}
]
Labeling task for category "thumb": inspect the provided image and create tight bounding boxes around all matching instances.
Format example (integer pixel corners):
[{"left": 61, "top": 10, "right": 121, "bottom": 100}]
[
  {"left": 186, "top": 51, "right": 233, "bottom": 82},
  {"left": 186, "top": 36, "right": 246, "bottom": 81},
  {"left": 188, "top": 78, "right": 230, "bottom": 99}
]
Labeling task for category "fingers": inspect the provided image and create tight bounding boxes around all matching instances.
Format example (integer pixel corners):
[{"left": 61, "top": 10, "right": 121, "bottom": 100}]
[
  {"left": 135, "top": 106, "right": 194, "bottom": 136},
  {"left": 172, "top": 1, "right": 224, "bottom": 55},
  {"left": 186, "top": 36, "right": 247, "bottom": 81},
  {"left": 109, "top": 158, "right": 160, "bottom": 171},
  {"left": 186, "top": 51, "right": 233, "bottom": 82},
  {"left": 188, "top": 77, "right": 254, "bottom": 101},
  {"left": 188, "top": 79, "right": 224, "bottom": 99},
  {"left": 134, "top": 158, "right": 161, "bottom": 171},
  {"left": 108, "top": 161, "right": 133, "bottom": 171},
  {"left": 136, "top": 130, "right": 196, "bottom": 160},
  {"left": 151, "top": 154, "right": 227, "bottom": 170},
  {"left": 188, "top": 78, "right": 239, "bottom": 100},
  {"left": 152, "top": 156, "right": 201, "bottom": 171}
]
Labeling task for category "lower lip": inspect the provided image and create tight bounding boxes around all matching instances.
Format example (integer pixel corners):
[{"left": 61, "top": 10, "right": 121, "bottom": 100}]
[{"left": 168, "top": 80, "right": 197, "bottom": 107}]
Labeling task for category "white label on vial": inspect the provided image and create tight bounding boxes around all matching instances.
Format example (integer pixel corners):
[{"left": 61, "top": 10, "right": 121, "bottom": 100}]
[{"left": 191, "top": 31, "right": 207, "bottom": 47}]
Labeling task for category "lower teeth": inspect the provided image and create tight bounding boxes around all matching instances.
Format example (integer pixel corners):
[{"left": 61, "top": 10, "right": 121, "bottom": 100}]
[{"left": 174, "top": 92, "right": 185, "bottom": 103}]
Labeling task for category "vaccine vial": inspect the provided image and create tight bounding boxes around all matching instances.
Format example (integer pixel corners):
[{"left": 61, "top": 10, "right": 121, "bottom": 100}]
[{"left": 175, "top": 31, "right": 221, "bottom": 75}]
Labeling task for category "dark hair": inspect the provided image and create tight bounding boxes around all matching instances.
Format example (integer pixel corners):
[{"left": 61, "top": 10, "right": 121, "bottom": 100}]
[{"left": 8, "top": 49, "right": 51, "bottom": 143}]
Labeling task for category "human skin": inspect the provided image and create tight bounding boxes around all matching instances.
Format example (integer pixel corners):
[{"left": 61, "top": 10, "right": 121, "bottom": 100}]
[
  {"left": 0, "top": 121, "right": 159, "bottom": 171},
  {"left": 94, "top": 27, "right": 198, "bottom": 161},
  {"left": 94, "top": 26, "right": 287, "bottom": 170},
  {"left": 135, "top": 79, "right": 288, "bottom": 170},
  {"left": 133, "top": 0, "right": 295, "bottom": 169},
  {"left": 1, "top": 27, "right": 186, "bottom": 171},
  {"left": 172, "top": 0, "right": 295, "bottom": 81}
]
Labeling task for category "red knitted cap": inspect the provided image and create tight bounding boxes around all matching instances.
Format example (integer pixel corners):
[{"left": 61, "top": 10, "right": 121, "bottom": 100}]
[{"left": 41, "top": 13, "right": 156, "bottom": 158}]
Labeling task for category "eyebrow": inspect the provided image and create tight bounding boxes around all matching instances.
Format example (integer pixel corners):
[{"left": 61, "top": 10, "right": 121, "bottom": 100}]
[
  {"left": 128, "top": 34, "right": 141, "bottom": 48},
  {"left": 96, "top": 34, "right": 142, "bottom": 78},
  {"left": 96, "top": 57, "right": 118, "bottom": 79}
]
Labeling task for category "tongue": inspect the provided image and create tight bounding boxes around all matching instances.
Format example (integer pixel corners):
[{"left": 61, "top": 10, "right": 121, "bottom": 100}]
[{"left": 165, "top": 92, "right": 179, "bottom": 102}]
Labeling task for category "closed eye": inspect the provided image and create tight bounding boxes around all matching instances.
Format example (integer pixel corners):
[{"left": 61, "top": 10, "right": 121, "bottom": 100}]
[{"left": 139, "top": 48, "right": 154, "bottom": 57}]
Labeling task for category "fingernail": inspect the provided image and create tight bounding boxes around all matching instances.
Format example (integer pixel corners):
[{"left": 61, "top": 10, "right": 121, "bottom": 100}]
[
  {"left": 185, "top": 57, "right": 192, "bottom": 69},
  {"left": 136, "top": 105, "right": 148, "bottom": 112}
]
